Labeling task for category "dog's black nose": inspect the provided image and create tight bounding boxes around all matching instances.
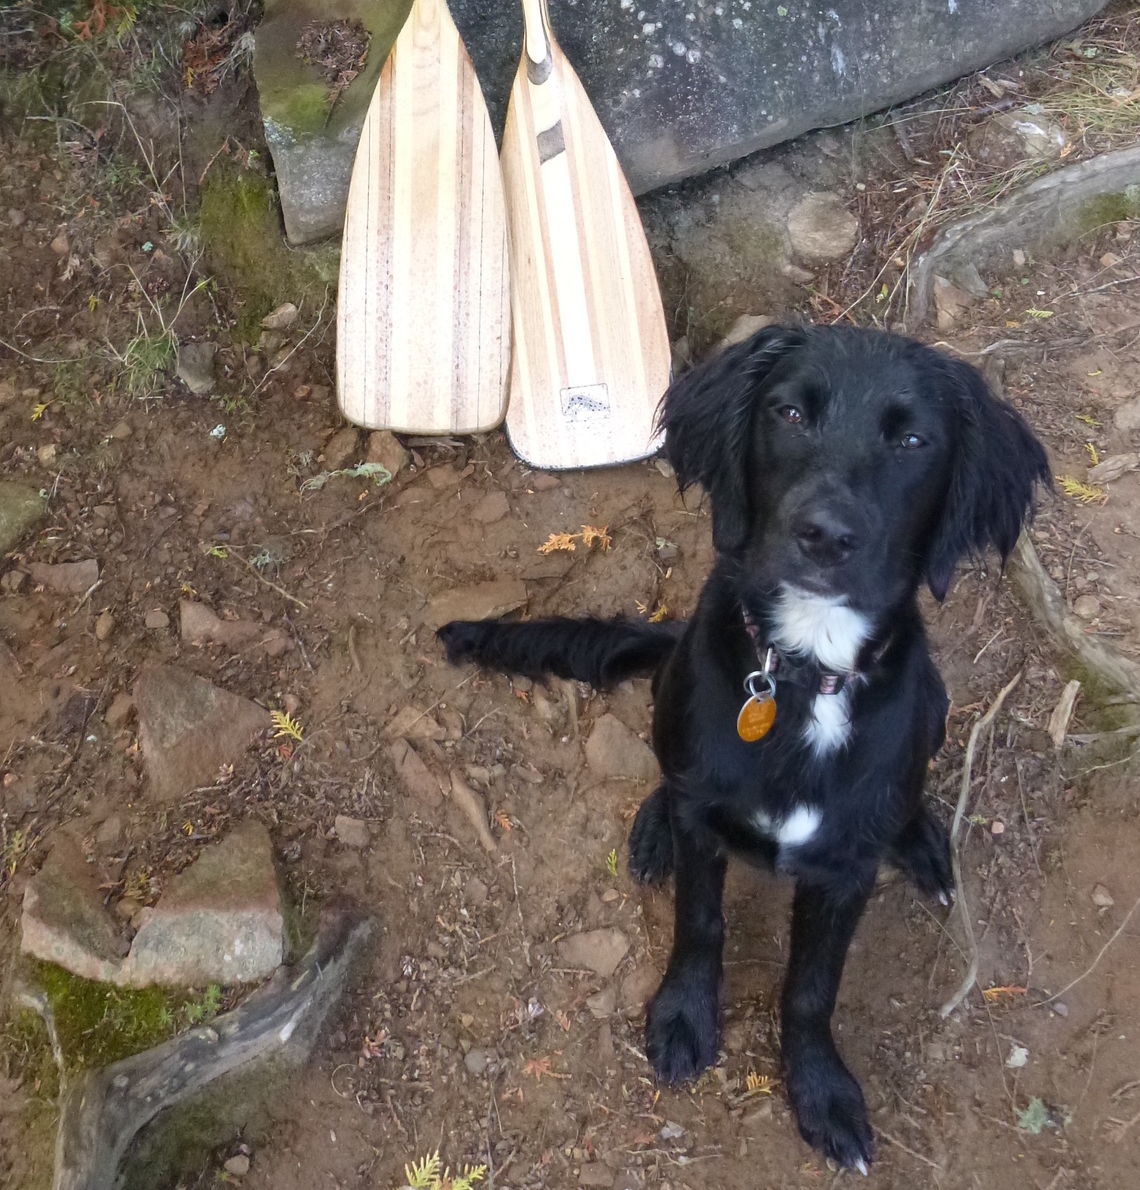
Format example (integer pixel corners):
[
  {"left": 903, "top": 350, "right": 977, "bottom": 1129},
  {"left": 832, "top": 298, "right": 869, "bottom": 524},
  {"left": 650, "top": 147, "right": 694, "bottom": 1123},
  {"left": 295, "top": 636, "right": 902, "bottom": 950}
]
[{"left": 793, "top": 507, "right": 860, "bottom": 566}]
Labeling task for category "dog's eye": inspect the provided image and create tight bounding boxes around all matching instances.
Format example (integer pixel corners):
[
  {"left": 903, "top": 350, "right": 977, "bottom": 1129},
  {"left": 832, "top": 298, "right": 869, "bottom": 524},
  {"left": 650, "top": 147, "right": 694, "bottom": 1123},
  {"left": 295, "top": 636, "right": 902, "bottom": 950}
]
[
  {"left": 900, "top": 432, "right": 925, "bottom": 450},
  {"left": 778, "top": 405, "right": 804, "bottom": 425}
]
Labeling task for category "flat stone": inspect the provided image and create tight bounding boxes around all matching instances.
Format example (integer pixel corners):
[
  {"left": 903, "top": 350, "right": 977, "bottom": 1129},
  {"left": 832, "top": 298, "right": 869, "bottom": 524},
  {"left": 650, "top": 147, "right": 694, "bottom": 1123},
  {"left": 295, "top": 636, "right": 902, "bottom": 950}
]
[
  {"left": 21, "top": 832, "right": 130, "bottom": 982},
  {"left": 384, "top": 704, "right": 446, "bottom": 741},
  {"left": 366, "top": 430, "right": 410, "bottom": 477},
  {"left": 262, "top": 301, "right": 298, "bottom": 330},
  {"left": 36, "top": 442, "right": 57, "bottom": 466},
  {"left": 464, "top": 1047, "right": 494, "bottom": 1076},
  {"left": 95, "top": 814, "right": 123, "bottom": 850},
  {"left": 120, "top": 821, "right": 283, "bottom": 987},
  {"left": 932, "top": 275, "right": 976, "bottom": 330},
  {"left": 334, "top": 814, "right": 370, "bottom": 849},
  {"left": 425, "top": 579, "right": 528, "bottom": 631},
  {"left": 1091, "top": 883, "right": 1115, "bottom": 908},
  {"left": 179, "top": 600, "right": 290, "bottom": 657},
  {"left": 322, "top": 426, "right": 360, "bottom": 470},
  {"left": 0, "top": 481, "right": 45, "bottom": 557},
  {"left": 786, "top": 192, "right": 859, "bottom": 262},
  {"left": 471, "top": 491, "right": 510, "bottom": 524},
  {"left": 104, "top": 691, "right": 134, "bottom": 728},
  {"left": 620, "top": 964, "right": 662, "bottom": 1012},
  {"left": 144, "top": 609, "right": 170, "bottom": 630},
  {"left": 1073, "top": 594, "right": 1100, "bottom": 621},
  {"left": 26, "top": 558, "right": 98, "bottom": 595},
  {"left": 559, "top": 928, "right": 630, "bottom": 979},
  {"left": 176, "top": 341, "right": 216, "bottom": 395},
  {"left": 134, "top": 666, "right": 272, "bottom": 802},
  {"left": 387, "top": 739, "right": 444, "bottom": 807},
  {"left": 578, "top": 1166, "right": 614, "bottom": 1188},
  {"left": 94, "top": 609, "right": 115, "bottom": 641},
  {"left": 585, "top": 714, "right": 659, "bottom": 783},
  {"left": 108, "top": 419, "right": 133, "bottom": 440},
  {"left": 258, "top": 0, "right": 1103, "bottom": 243},
  {"left": 529, "top": 472, "right": 560, "bottom": 491},
  {"left": 719, "top": 314, "right": 777, "bottom": 351}
]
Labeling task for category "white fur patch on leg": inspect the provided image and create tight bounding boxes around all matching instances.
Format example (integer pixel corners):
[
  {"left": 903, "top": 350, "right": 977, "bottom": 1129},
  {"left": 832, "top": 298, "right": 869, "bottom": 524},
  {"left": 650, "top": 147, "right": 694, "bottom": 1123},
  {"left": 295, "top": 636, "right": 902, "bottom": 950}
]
[
  {"left": 806, "top": 690, "right": 852, "bottom": 754},
  {"left": 776, "top": 805, "right": 823, "bottom": 847},
  {"left": 772, "top": 587, "right": 870, "bottom": 672}
]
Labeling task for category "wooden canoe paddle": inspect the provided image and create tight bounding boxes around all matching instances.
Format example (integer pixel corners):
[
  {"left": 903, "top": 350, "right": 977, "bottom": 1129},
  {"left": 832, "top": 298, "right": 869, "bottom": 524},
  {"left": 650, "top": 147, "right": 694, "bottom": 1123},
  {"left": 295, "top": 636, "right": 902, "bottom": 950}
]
[
  {"left": 501, "top": 0, "right": 671, "bottom": 470},
  {"left": 337, "top": 0, "right": 510, "bottom": 435}
]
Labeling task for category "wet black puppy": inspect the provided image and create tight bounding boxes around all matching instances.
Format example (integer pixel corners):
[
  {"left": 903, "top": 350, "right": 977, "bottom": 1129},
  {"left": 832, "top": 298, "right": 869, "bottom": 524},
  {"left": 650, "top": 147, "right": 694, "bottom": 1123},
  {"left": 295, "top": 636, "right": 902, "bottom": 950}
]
[{"left": 439, "top": 325, "right": 1049, "bottom": 1172}]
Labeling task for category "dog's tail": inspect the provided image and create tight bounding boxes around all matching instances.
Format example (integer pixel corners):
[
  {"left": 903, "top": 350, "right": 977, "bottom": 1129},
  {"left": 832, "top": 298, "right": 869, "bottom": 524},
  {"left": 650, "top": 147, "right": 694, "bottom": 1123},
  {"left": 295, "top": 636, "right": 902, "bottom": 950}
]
[{"left": 437, "top": 616, "right": 681, "bottom": 689}]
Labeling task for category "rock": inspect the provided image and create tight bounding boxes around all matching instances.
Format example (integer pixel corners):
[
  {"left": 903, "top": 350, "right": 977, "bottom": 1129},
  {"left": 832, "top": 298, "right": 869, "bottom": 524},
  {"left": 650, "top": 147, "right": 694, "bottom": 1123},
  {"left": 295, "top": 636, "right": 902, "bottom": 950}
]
[
  {"left": 179, "top": 600, "right": 290, "bottom": 656},
  {"left": 578, "top": 1166, "right": 614, "bottom": 1188},
  {"left": 94, "top": 609, "right": 115, "bottom": 641},
  {"left": 1091, "top": 883, "right": 1115, "bottom": 908},
  {"left": 384, "top": 705, "right": 446, "bottom": 741},
  {"left": 786, "top": 192, "right": 859, "bottom": 262},
  {"left": 426, "top": 464, "right": 460, "bottom": 490},
  {"left": 50, "top": 227, "right": 69, "bottom": 255},
  {"left": 134, "top": 666, "right": 272, "bottom": 802},
  {"left": 719, "top": 314, "right": 776, "bottom": 351},
  {"left": 144, "top": 609, "right": 170, "bottom": 630},
  {"left": 1073, "top": 594, "right": 1100, "bottom": 621},
  {"left": 334, "top": 814, "right": 370, "bottom": 849},
  {"left": 176, "top": 341, "right": 216, "bottom": 395},
  {"left": 366, "top": 430, "right": 410, "bottom": 477},
  {"left": 262, "top": 302, "right": 298, "bottom": 331},
  {"left": 0, "top": 569, "right": 27, "bottom": 594},
  {"left": 969, "top": 109, "right": 1067, "bottom": 170},
  {"left": 466, "top": 875, "right": 489, "bottom": 905},
  {"left": 0, "top": 378, "right": 17, "bottom": 405},
  {"left": 620, "top": 964, "right": 661, "bottom": 1012},
  {"left": 586, "top": 987, "right": 616, "bottom": 1019},
  {"left": 257, "top": 0, "right": 1103, "bottom": 242},
  {"left": 26, "top": 558, "right": 99, "bottom": 595},
  {"left": 1114, "top": 398, "right": 1140, "bottom": 433},
  {"left": 7, "top": 209, "right": 25, "bottom": 228},
  {"left": 224, "top": 1154, "right": 251, "bottom": 1177},
  {"left": 20, "top": 832, "right": 130, "bottom": 982},
  {"left": 471, "top": 490, "right": 510, "bottom": 524},
  {"left": 108, "top": 418, "right": 133, "bottom": 440},
  {"left": 95, "top": 814, "right": 123, "bottom": 850},
  {"left": 585, "top": 715, "right": 658, "bottom": 782},
  {"left": 559, "top": 928, "right": 630, "bottom": 979},
  {"left": 387, "top": 739, "right": 444, "bottom": 807},
  {"left": 104, "top": 691, "right": 135, "bottom": 728},
  {"left": 425, "top": 579, "right": 528, "bottom": 630},
  {"left": 36, "top": 442, "right": 57, "bottom": 466},
  {"left": 1089, "top": 452, "right": 1140, "bottom": 483},
  {"left": 0, "top": 481, "right": 45, "bottom": 556},
  {"left": 322, "top": 426, "right": 360, "bottom": 470},
  {"left": 120, "top": 821, "right": 283, "bottom": 987},
  {"left": 932, "top": 275, "right": 976, "bottom": 330},
  {"left": 464, "top": 1047, "right": 494, "bottom": 1076}
]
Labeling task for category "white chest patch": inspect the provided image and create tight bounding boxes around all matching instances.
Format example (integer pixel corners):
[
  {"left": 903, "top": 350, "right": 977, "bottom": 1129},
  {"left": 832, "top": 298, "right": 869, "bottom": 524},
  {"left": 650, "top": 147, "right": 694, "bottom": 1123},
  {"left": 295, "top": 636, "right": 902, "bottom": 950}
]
[
  {"left": 751, "top": 805, "right": 823, "bottom": 848},
  {"left": 772, "top": 587, "right": 869, "bottom": 754}
]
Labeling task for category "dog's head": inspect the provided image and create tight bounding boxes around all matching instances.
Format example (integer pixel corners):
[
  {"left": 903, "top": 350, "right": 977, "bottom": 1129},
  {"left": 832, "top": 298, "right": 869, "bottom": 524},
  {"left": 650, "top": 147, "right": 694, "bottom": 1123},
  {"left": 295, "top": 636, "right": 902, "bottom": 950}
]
[{"left": 659, "top": 325, "right": 1049, "bottom": 616}]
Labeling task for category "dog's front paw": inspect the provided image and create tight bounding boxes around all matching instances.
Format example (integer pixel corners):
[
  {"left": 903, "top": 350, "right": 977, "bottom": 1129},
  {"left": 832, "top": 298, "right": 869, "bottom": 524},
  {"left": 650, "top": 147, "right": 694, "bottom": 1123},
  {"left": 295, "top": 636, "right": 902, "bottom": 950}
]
[
  {"left": 890, "top": 808, "right": 953, "bottom": 906},
  {"left": 645, "top": 972, "right": 718, "bottom": 1083},
  {"left": 785, "top": 1043, "right": 873, "bottom": 1174},
  {"left": 628, "top": 785, "right": 673, "bottom": 884}
]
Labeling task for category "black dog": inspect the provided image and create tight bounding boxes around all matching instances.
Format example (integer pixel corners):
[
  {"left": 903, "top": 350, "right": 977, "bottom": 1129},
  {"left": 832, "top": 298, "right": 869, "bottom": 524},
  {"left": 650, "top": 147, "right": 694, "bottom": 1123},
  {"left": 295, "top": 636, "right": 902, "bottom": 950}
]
[{"left": 439, "top": 325, "right": 1049, "bottom": 1172}]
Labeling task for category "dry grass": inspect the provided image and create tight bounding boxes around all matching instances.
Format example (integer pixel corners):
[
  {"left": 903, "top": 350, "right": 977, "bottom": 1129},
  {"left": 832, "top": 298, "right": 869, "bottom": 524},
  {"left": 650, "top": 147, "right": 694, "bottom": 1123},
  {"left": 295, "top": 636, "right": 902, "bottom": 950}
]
[{"left": 823, "top": 1, "right": 1140, "bottom": 324}]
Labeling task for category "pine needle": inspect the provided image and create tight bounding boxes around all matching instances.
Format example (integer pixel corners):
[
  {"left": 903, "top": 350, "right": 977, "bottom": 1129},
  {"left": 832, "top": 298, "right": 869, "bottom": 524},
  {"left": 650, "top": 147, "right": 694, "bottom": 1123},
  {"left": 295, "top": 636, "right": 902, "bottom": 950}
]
[
  {"left": 1058, "top": 475, "right": 1108, "bottom": 504},
  {"left": 270, "top": 710, "right": 304, "bottom": 741}
]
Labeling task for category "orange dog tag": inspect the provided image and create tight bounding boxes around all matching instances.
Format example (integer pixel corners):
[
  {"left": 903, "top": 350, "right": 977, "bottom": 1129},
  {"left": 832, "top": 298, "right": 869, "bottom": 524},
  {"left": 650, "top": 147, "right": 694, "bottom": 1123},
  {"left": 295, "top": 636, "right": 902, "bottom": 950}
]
[{"left": 737, "top": 695, "right": 776, "bottom": 743}]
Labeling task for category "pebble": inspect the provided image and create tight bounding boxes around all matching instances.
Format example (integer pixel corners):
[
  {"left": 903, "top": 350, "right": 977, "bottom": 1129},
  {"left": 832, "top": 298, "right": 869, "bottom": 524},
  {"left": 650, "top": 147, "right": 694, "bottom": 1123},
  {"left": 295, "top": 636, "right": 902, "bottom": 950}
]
[
  {"left": 108, "top": 419, "right": 132, "bottom": 440},
  {"left": 223, "top": 1154, "right": 250, "bottom": 1177},
  {"left": 144, "top": 609, "right": 170, "bottom": 630},
  {"left": 334, "top": 814, "right": 370, "bottom": 849},
  {"left": 786, "top": 192, "right": 858, "bottom": 262},
  {"left": 322, "top": 426, "right": 360, "bottom": 470},
  {"left": 37, "top": 443, "right": 58, "bottom": 466},
  {"left": 104, "top": 692, "right": 134, "bottom": 728},
  {"left": 1091, "top": 883, "right": 1114, "bottom": 908},
  {"left": 586, "top": 987, "right": 616, "bottom": 1019},
  {"left": 1072, "top": 593, "right": 1100, "bottom": 621},
  {"left": 559, "top": 928, "right": 630, "bottom": 979},
  {"left": 95, "top": 609, "right": 115, "bottom": 641},
  {"left": 464, "top": 1047, "right": 494, "bottom": 1076},
  {"left": 262, "top": 302, "right": 298, "bottom": 331},
  {"left": 50, "top": 227, "right": 69, "bottom": 255}
]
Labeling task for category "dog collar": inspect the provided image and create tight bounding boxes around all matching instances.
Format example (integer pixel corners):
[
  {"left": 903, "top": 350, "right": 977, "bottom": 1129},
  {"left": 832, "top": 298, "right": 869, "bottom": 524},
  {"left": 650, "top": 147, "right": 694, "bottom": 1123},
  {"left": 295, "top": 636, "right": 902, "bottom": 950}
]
[{"left": 741, "top": 611, "right": 850, "bottom": 695}]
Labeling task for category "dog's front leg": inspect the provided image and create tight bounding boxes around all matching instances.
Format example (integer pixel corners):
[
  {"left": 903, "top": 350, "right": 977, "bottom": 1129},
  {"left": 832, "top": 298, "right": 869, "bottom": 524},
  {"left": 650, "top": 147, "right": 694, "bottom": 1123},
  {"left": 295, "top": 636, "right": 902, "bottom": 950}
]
[
  {"left": 644, "top": 815, "right": 726, "bottom": 1083},
  {"left": 781, "top": 877, "right": 875, "bottom": 1173}
]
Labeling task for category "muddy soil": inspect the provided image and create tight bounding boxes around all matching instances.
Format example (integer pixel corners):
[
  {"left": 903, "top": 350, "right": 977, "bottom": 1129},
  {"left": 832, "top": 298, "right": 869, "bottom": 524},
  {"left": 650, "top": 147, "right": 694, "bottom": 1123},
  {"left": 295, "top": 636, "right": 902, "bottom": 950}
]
[{"left": 3, "top": 9, "right": 1140, "bottom": 1190}]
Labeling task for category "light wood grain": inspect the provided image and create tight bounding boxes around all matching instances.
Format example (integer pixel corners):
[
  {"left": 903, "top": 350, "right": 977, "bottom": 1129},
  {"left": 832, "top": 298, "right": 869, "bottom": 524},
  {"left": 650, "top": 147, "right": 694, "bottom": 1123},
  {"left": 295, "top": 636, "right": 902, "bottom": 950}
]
[
  {"left": 337, "top": 0, "right": 510, "bottom": 434},
  {"left": 501, "top": 0, "right": 671, "bottom": 470}
]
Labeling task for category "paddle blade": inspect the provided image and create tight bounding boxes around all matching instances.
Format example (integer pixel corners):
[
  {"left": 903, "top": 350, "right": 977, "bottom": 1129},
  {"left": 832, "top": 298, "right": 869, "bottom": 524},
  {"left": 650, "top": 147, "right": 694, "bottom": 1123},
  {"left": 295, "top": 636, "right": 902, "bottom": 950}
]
[
  {"left": 501, "top": 41, "right": 671, "bottom": 470},
  {"left": 337, "top": 0, "right": 510, "bottom": 435}
]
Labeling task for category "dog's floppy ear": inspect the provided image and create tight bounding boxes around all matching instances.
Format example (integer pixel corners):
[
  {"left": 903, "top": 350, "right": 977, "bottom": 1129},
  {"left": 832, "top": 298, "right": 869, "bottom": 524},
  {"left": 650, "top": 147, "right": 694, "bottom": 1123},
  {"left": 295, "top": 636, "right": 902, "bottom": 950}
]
[
  {"left": 925, "top": 356, "right": 1051, "bottom": 601},
  {"left": 657, "top": 326, "right": 805, "bottom": 552}
]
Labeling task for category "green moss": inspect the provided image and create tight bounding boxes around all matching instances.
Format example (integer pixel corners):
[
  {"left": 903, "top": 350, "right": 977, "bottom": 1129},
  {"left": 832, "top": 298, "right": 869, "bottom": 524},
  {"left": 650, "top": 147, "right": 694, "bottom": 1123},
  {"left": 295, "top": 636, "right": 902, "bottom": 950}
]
[
  {"left": 1075, "top": 188, "right": 1140, "bottom": 236},
  {"left": 197, "top": 163, "right": 339, "bottom": 344},
  {"left": 275, "top": 84, "right": 335, "bottom": 137}
]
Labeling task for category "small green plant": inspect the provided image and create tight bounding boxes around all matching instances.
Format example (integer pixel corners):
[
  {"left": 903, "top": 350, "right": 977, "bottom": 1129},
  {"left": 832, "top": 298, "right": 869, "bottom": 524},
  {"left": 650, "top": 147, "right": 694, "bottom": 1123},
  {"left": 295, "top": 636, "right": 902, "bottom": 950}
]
[
  {"left": 121, "top": 324, "right": 176, "bottom": 395},
  {"left": 605, "top": 848, "right": 619, "bottom": 878},
  {"left": 183, "top": 984, "right": 222, "bottom": 1026},
  {"left": 402, "top": 1150, "right": 487, "bottom": 1190},
  {"left": 299, "top": 462, "right": 392, "bottom": 492}
]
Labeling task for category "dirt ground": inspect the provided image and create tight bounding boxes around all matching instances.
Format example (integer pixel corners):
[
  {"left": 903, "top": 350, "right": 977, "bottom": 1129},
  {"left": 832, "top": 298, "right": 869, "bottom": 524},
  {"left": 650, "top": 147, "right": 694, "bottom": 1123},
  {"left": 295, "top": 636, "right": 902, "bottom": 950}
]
[{"left": 3, "top": 6, "right": 1140, "bottom": 1190}]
